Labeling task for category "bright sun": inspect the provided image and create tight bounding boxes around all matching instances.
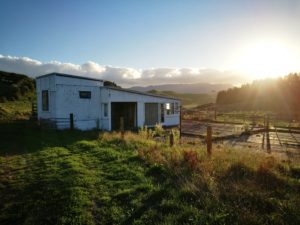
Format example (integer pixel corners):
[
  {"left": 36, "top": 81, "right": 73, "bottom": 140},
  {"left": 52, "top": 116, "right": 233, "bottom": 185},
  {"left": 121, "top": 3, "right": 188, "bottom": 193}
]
[{"left": 234, "top": 40, "right": 298, "bottom": 80}]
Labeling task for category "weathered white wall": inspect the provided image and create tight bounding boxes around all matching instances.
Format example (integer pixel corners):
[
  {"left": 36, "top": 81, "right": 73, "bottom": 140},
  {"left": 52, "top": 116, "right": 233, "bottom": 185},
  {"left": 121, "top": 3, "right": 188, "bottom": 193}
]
[
  {"left": 37, "top": 74, "right": 180, "bottom": 131},
  {"left": 55, "top": 75, "right": 103, "bottom": 130},
  {"left": 55, "top": 75, "right": 103, "bottom": 87},
  {"left": 55, "top": 84, "right": 101, "bottom": 130},
  {"left": 36, "top": 74, "right": 103, "bottom": 130},
  {"left": 36, "top": 75, "right": 56, "bottom": 119}
]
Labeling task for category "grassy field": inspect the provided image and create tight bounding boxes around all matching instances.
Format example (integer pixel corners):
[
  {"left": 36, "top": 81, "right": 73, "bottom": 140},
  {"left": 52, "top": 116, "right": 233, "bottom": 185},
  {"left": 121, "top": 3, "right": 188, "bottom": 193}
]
[
  {"left": 0, "top": 100, "right": 32, "bottom": 120},
  {"left": 0, "top": 122, "right": 300, "bottom": 225},
  {"left": 148, "top": 90, "right": 216, "bottom": 108}
]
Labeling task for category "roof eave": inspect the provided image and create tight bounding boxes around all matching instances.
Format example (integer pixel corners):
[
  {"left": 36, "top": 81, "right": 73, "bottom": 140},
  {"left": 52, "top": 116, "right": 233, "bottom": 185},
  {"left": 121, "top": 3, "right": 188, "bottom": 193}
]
[{"left": 104, "top": 86, "right": 180, "bottom": 101}]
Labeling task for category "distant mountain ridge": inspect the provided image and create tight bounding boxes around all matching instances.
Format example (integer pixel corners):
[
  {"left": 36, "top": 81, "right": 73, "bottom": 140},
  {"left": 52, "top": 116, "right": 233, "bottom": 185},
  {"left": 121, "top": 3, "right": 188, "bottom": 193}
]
[
  {"left": 129, "top": 83, "right": 233, "bottom": 94},
  {"left": 147, "top": 90, "right": 216, "bottom": 108}
]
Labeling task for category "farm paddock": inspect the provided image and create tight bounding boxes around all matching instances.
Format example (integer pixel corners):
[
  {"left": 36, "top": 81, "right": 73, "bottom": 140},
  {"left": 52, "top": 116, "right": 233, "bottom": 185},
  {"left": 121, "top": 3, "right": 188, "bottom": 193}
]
[
  {"left": 181, "top": 120, "right": 300, "bottom": 162},
  {"left": 1, "top": 120, "right": 300, "bottom": 225}
]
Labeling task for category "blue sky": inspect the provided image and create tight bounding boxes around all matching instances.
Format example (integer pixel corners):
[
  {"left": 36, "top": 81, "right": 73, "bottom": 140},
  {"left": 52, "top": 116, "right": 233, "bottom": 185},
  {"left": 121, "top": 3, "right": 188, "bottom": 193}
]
[{"left": 0, "top": 0, "right": 299, "bottom": 85}]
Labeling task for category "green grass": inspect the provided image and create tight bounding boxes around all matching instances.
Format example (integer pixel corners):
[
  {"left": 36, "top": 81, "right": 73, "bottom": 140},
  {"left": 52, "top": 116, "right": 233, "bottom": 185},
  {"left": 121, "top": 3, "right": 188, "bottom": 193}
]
[
  {"left": 0, "top": 100, "right": 32, "bottom": 120},
  {"left": 0, "top": 123, "right": 300, "bottom": 225}
]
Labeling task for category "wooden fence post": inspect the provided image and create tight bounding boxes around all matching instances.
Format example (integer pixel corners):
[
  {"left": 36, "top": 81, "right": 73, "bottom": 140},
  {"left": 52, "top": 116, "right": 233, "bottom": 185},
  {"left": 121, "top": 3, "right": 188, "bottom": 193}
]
[
  {"left": 214, "top": 106, "right": 217, "bottom": 121},
  {"left": 70, "top": 113, "right": 74, "bottom": 130},
  {"left": 169, "top": 131, "right": 174, "bottom": 147},
  {"left": 207, "top": 126, "right": 212, "bottom": 156},
  {"left": 179, "top": 106, "right": 182, "bottom": 144},
  {"left": 120, "top": 117, "right": 125, "bottom": 139},
  {"left": 266, "top": 115, "right": 271, "bottom": 152}
]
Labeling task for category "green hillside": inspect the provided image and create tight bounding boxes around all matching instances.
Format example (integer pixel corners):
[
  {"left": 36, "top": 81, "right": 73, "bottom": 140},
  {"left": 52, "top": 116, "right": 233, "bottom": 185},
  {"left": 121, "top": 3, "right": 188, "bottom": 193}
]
[
  {"left": 148, "top": 90, "right": 216, "bottom": 108},
  {"left": 0, "top": 71, "right": 35, "bottom": 120},
  {"left": 0, "top": 100, "right": 33, "bottom": 120},
  {"left": 0, "top": 71, "right": 35, "bottom": 102}
]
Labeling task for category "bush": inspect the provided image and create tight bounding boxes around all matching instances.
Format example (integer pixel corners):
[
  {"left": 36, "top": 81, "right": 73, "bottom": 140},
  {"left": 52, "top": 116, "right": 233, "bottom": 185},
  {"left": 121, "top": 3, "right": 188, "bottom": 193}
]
[{"left": 154, "top": 123, "right": 164, "bottom": 137}]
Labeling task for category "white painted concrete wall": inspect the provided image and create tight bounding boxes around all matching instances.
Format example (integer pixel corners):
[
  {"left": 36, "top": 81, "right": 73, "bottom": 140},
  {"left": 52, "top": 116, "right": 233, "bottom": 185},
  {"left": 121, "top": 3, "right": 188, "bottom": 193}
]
[
  {"left": 36, "top": 75, "right": 56, "bottom": 119},
  {"left": 36, "top": 74, "right": 180, "bottom": 131},
  {"left": 100, "top": 87, "right": 180, "bottom": 130},
  {"left": 36, "top": 74, "right": 103, "bottom": 130}
]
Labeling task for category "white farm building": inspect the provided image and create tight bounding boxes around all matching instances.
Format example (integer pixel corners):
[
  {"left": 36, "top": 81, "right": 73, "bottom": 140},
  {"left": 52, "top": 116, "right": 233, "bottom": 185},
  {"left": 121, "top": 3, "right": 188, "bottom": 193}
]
[{"left": 36, "top": 73, "right": 181, "bottom": 130}]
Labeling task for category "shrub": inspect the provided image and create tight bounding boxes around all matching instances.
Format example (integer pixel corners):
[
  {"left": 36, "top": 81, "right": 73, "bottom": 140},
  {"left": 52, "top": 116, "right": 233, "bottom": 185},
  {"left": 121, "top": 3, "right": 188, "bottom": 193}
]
[
  {"left": 182, "top": 149, "right": 200, "bottom": 171},
  {"left": 154, "top": 123, "right": 164, "bottom": 137}
]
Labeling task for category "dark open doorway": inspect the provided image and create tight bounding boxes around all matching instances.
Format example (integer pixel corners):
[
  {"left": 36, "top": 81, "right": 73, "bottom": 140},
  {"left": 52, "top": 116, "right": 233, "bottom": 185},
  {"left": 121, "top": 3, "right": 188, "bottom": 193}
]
[{"left": 111, "top": 102, "right": 137, "bottom": 130}]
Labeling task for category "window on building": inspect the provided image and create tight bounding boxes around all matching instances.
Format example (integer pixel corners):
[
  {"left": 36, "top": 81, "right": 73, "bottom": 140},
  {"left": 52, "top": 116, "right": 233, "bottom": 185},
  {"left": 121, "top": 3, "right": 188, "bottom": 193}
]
[
  {"left": 166, "top": 102, "right": 176, "bottom": 115},
  {"left": 42, "top": 90, "right": 49, "bottom": 111},
  {"left": 79, "top": 91, "right": 91, "bottom": 99},
  {"left": 103, "top": 103, "right": 108, "bottom": 117},
  {"left": 166, "top": 103, "right": 171, "bottom": 115},
  {"left": 160, "top": 103, "right": 165, "bottom": 123},
  {"left": 170, "top": 103, "right": 175, "bottom": 114},
  {"left": 175, "top": 102, "right": 179, "bottom": 114}
]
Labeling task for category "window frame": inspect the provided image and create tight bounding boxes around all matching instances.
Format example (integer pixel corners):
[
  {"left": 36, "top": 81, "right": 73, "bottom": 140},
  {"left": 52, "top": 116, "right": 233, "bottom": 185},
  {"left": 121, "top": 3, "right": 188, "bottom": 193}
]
[
  {"left": 42, "top": 90, "right": 49, "bottom": 111},
  {"left": 79, "top": 91, "right": 91, "bottom": 99},
  {"left": 174, "top": 102, "right": 179, "bottom": 114},
  {"left": 103, "top": 103, "right": 108, "bottom": 117},
  {"left": 170, "top": 103, "right": 175, "bottom": 114},
  {"left": 166, "top": 103, "right": 171, "bottom": 115}
]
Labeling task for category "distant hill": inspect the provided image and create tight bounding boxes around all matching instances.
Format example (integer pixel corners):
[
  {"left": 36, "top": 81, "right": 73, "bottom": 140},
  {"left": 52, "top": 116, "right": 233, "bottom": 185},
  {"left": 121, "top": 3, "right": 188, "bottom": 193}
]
[
  {"left": 129, "top": 83, "right": 233, "bottom": 94},
  {"left": 0, "top": 71, "right": 35, "bottom": 102},
  {"left": 216, "top": 73, "right": 300, "bottom": 113},
  {"left": 147, "top": 90, "right": 215, "bottom": 108}
]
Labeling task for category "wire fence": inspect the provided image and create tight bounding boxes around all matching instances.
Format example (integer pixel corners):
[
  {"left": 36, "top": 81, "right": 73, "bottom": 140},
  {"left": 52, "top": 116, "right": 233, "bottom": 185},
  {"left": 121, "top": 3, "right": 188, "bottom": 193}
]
[{"left": 39, "top": 117, "right": 98, "bottom": 129}]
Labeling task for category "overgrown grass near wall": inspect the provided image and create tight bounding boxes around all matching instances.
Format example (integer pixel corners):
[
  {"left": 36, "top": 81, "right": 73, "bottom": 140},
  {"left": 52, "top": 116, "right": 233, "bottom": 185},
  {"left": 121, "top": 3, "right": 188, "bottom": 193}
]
[{"left": 0, "top": 123, "right": 299, "bottom": 225}]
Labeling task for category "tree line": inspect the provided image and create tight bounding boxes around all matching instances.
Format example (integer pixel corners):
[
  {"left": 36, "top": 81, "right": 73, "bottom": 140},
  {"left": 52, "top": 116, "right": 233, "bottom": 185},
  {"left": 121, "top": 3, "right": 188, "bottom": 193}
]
[{"left": 216, "top": 73, "right": 300, "bottom": 113}]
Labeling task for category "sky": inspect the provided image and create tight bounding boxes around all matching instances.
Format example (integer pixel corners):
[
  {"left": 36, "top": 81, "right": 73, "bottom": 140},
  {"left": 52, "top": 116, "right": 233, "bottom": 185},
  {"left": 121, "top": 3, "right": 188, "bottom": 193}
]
[{"left": 0, "top": 0, "right": 299, "bottom": 86}]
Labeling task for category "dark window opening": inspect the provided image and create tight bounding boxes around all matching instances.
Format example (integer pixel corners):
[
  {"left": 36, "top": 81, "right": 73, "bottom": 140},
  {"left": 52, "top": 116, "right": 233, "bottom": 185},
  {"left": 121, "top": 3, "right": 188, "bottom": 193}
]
[
  {"left": 175, "top": 102, "right": 179, "bottom": 114},
  {"left": 42, "top": 90, "right": 49, "bottom": 111},
  {"left": 170, "top": 103, "right": 175, "bottom": 114},
  {"left": 79, "top": 91, "right": 91, "bottom": 99},
  {"left": 160, "top": 103, "right": 165, "bottom": 123},
  {"left": 103, "top": 103, "right": 108, "bottom": 117}
]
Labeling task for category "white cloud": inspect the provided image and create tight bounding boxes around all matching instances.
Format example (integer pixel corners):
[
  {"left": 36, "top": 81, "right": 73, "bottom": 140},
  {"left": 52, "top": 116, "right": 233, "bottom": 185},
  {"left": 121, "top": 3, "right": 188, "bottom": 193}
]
[{"left": 0, "top": 54, "right": 249, "bottom": 87}]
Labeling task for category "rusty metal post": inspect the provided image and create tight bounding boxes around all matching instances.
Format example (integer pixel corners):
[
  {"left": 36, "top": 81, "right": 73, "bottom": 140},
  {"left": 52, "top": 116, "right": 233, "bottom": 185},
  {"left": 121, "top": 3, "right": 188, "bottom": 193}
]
[{"left": 207, "top": 126, "right": 212, "bottom": 156}]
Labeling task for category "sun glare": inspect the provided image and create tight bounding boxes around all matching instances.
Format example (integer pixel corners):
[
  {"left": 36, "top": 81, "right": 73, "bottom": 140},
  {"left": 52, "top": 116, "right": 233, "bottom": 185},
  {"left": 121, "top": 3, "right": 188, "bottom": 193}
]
[{"left": 234, "top": 40, "right": 298, "bottom": 80}]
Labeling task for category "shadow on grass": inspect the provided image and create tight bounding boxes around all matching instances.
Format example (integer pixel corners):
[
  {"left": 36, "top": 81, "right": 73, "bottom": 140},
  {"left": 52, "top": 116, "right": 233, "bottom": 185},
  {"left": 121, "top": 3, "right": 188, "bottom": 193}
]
[
  {"left": 120, "top": 188, "right": 168, "bottom": 225},
  {"left": 0, "top": 121, "right": 99, "bottom": 156},
  {"left": 217, "top": 162, "right": 300, "bottom": 225}
]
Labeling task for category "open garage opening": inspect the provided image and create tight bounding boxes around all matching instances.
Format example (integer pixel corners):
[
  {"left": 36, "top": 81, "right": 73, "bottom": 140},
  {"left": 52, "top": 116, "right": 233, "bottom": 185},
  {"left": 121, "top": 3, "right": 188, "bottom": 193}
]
[{"left": 111, "top": 102, "right": 137, "bottom": 130}]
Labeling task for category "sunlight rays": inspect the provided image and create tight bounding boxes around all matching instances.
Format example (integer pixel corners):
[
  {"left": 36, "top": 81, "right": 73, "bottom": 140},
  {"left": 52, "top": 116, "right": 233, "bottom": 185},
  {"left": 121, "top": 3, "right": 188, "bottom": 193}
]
[{"left": 232, "top": 40, "right": 298, "bottom": 80}]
